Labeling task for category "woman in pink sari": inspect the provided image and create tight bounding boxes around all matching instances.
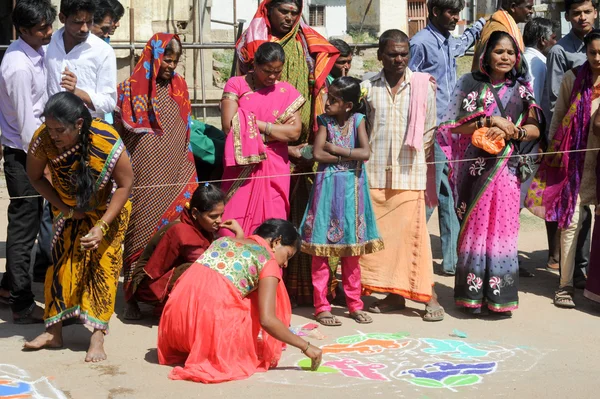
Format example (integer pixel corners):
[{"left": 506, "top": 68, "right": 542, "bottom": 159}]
[{"left": 220, "top": 42, "right": 305, "bottom": 235}]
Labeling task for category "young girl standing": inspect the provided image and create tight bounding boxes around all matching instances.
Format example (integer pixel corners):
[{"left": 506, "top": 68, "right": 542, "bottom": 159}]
[{"left": 300, "top": 77, "right": 383, "bottom": 326}]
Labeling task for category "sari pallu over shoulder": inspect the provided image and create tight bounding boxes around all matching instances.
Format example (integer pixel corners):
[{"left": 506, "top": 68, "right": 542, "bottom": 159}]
[
  {"left": 525, "top": 63, "right": 593, "bottom": 228},
  {"left": 437, "top": 73, "right": 543, "bottom": 235}
]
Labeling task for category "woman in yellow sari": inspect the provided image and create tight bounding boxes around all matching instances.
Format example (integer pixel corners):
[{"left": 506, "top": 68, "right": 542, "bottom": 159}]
[
  {"left": 237, "top": 0, "right": 339, "bottom": 305},
  {"left": 24, "top": 92, "right": 133, "bottom": 363}
]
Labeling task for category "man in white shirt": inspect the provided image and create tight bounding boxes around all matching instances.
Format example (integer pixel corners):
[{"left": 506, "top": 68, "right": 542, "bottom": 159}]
[
  {"left": 46, "top": 0, "right": 117, "bottom": 119},
  {"left": 0, "top": 0, "right": 56, "bottom": 323}
]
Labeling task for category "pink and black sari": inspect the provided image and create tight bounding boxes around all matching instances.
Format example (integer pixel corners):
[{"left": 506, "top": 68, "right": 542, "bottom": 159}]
[
  {"left": 220, "top": 76, "right": 305, "bottom": 236},
  {"left": 437, "top": 37, "right": 544, "bottom": 312}
]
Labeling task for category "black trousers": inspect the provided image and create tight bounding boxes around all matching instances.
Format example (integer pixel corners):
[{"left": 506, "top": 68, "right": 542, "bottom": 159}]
[
  {"left": 546, "top": 205, "right": 592, "bottom": 278},
  {"left": 2, "top": 147, "right": 43, "bottom": 312}
]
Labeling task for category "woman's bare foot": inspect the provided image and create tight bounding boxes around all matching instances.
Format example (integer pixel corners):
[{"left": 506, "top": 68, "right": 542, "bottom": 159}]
[
  {"left": 123, "top": 299, "right": 142, "bottom": 320},
  {"left": 23, "top": 323, "right": 63, "bottom": 350},
  {"left": 85, "top": 330, "right": 107, "bottom": 363}
]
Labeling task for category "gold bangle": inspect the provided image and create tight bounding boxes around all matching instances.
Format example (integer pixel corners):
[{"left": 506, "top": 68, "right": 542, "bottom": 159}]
[
  {"left": 265, "top": 122, "right": 272, "bottom": 136},
  {"left": 95, "top": 220, "right": 109, "bottom": 236},
  {"left": 65, "top": 207, "right": 74, "bottom": 219}
]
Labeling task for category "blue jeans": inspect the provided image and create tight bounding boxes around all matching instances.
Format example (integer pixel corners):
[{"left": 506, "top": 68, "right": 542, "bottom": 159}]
[{"left": 426, "top": 142, "right": 459, "bottom": 275}]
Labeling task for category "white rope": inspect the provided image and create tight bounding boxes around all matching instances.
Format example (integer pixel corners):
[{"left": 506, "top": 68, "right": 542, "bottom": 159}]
[{"left": 3, "top": 146, "right": 599, "bottom": 201}]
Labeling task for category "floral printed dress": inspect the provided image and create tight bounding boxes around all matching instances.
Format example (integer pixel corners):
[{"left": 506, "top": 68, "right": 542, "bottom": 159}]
[{"left": 300, "top": 113, "right": 383, "bottom": 257}]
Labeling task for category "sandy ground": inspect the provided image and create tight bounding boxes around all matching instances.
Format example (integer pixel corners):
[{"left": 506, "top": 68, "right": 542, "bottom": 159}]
[{"left": 1, "top": 185, "right": 599, "bottom": 399}]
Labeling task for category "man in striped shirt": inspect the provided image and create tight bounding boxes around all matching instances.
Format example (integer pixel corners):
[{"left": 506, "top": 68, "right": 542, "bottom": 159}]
[{"left": 360, "top": 29, "right": 445, "bottom": 322}]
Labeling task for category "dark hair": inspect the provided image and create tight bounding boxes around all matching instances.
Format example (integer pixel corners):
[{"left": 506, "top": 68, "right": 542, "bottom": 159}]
[
  {"left": 190, "top": 183, "right": 225, "bottom": 213},
  {"left": 427, "top": 0, "right": 464, "bottom": 16},
  {"left": 329, "top": 38, "right": 352, "bottom": 57},
  {"left": 269, "top": 0, "right": 301, "bottom": 9},
  {"left": 565, "top": 0, "right": 596, "bottom": 13},
  {"left": 12, "top": 0, "right": 57, "bottom": 32},
  {"left": 523, "top": 17, "right": 557, "bottom": 48},
  {"left": 60, "top": 0, "right": 95, "bottom": 18},
  {"left": 254, "top": 219, "right": 300, "bottom": 251},
  {"left": 107, "top": 0, "right": 125, "bottom": 21},
  {"left": 378, "top": 29, "right": 409, "bottom": 52},
  {"left": 481, "top": 31, "right": 528, "bottom": 83},
  {"left": 43, "top": 92, "right": 95, "bottom": 210},
  {"left": 255, "top": 42, "right": 285, "bottom": 65},
  {"left": 329, "top": 76, "right": 366, "bottom": 114},
  {"left": 93, "top": 0, "right": 116, "bottom": 24},
  {"left": 584, "top": 29, "right": 600, "bottom": 47},
  {"left": 165, "top": 37, "right": 182, "bottom": 56}
]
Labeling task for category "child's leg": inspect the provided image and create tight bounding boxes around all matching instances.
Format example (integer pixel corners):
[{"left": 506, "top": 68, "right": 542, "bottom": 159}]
[
  {"left": 312, "top": 256, "right": 332, "bottom": 315},
  {"left": 341, "top": 256, "right": 363, "bottom": 313}
]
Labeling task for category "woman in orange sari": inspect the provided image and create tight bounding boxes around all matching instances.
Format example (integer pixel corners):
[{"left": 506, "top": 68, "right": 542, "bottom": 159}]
[{"left": 237, "top": 0, "right": 340, "bottom": 305}]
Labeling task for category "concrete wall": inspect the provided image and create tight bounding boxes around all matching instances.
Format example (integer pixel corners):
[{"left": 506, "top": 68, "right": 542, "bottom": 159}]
[
  {"left": 309, "top": 0, "right": 347, "bottom": 37},
  {"left": 346, "top": 0, "right": 407, "bottom": 36}
]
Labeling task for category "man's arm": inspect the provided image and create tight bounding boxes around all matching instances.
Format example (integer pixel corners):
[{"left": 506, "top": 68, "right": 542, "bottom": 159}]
[
  {"left": 423, "top": 79, "right": 437, "bottom": 158},
  {"left": 5, "top": 69, "right": 37, "bottom": 151},
  {"left": 408, "top": 41, "right": 425, "bottom": 71},
  {"left": 454, "top": 18, "right": 486, "bottom": 57},
  {"left": 545, "top": 46, "right": 567, "bottom": 113},
  {"left": 90, "top": 50, "right": 118, "bottom": 114}
]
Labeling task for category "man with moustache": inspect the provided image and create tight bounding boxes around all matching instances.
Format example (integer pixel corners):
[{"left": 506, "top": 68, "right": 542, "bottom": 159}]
[
  {"left": 409, "top": 0, "right": 486, "bottom": 277},
  {"left": 45, "top": 0, "right": 116, "bottom": 120},
  {"left": 360, "top": 30, "right": 444, "bottom": 322},
  {"left": 544, "top": 0, "right": 598, "bottom": 287},
  {"left": 0, "top": 0, "right": 56, "bottom": 322}
]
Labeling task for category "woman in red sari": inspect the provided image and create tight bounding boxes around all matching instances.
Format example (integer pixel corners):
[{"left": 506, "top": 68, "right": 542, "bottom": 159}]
[
  {"left": 158, "top": 219, "right": 322, "bottom": 383},
  {"left": 125, "top": 184, "right": 243, "bottom": 317},
  {"left": 115, "top": 33, "right": 198, "bottom": 319},
  {"left": 220, "top": 42, "right": 304, "bottom": 235}
]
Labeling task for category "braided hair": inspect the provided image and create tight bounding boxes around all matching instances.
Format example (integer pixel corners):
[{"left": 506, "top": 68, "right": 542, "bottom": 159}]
[{"left": 43, "top": 92, "right": 95, "bottom": 209}]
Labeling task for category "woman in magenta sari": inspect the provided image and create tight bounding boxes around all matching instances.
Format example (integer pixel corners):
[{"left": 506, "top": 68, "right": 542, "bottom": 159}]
[
  {"left": 220, "top": 42, "right": 305, "bottom": 235},
  {"left": 438, "top": 31, "right": 543, "bottom": 317}
]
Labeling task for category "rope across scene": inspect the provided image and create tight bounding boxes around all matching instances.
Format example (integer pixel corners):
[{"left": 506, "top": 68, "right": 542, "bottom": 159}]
[{"left": 4, "top": 146, "right": 599, "bottom": 201}]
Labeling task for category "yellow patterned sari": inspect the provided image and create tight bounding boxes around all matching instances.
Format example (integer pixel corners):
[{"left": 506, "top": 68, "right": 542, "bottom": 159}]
[{"left": 28, "top": 120, "right": 131, "bottom": 331}]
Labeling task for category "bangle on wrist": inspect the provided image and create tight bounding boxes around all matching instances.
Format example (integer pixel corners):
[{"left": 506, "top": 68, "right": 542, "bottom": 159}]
[
  {"left": 95, "top": 219, "right": 109, "bottom": 236},
  {"left": 265, "top": 122, "right": 272, "bottom": 136},
  {"left": 301, "top": 341, "right": 310, "bottom": 354}
]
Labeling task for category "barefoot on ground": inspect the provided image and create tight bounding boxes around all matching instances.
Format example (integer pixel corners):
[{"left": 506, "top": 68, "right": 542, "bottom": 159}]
[
  {"left": 85, "top": 330, "right": 107, "bottom": 362},
  {"left": 123, "top": 300, "right": 142, "bottom": 320},
  {"left": 23, "top": 324, "right": 63, "bottom": 350}
]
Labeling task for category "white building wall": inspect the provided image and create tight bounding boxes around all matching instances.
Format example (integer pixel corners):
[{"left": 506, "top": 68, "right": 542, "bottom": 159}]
[{"left": 210, "top": 0, "right": 258, "bottom": 32}]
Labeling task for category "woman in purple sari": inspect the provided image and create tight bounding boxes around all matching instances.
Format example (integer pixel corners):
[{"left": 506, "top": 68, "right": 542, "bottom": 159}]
[
  {"left": 220, "top": 42, "right": 305, "bottom": 236},
  {"left": 438, "top": 31, "right": 544, "bottom": 316},
  {"left": 525, "top": 31, "right": 600, "bottom": 308}
]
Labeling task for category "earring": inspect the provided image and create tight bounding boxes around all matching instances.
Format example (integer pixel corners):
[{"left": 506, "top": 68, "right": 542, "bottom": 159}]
[{"left": 346, "top": 108, "right": 351, "bottom": 112}]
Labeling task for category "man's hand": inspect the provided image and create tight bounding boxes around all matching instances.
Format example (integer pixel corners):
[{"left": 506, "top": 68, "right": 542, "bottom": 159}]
[{"left": 61, "top": 66, "right": 78, "bottom": 93}]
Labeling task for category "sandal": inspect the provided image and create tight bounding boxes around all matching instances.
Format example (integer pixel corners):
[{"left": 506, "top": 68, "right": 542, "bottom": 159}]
[
  {"left": 423, "top": 304, "right": 445, "bottom": 322},
  {"left": 349, "top": 310, "right": 373, "bottom": 324},
  {"left": 554, "top": 290, "right": 576, "bottom": 308},
  {"left": 315, "top": 311, "right": 342, "bottom": 326}
]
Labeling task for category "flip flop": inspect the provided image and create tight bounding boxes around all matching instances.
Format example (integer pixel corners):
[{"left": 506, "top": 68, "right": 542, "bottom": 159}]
[
  {"left": 368, "top": 300, "right": 406, "bottom": 314},
  {"left": 315, "top": 311, "right": 342, "bottom": 327},
  {"left": 423, "top": 304, "right": 445, "bottom": 322},
  {"left": 349, "top": 310, "right": 373, "bottom": 324}
]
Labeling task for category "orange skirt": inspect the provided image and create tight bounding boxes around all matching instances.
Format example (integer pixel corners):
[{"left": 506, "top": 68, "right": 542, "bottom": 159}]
[
  {"left": 157, "top": 263, "right": 291, "bottom": 383},
  {"left": 360, "top": 189, "right": 433, "bottom": 303}
]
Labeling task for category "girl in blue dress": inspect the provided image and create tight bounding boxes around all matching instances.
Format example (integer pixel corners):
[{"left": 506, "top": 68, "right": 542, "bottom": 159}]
[{"left": 300, "top": 77, "right": 383, "bottom": 326}]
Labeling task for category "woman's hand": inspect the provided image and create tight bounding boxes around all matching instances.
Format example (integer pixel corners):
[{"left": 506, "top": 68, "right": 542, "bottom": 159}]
[
  {"left": 80, "top": 226, "right": 103, "bottom": 251},
  {"left": 288, "top": 143, "right": 308, "bottom": 161},
  {"left": 220, "top": 219, "right": 244, "bottom": 238},
  {"left": 485, "top": 126, "right": 508, "bottom": 142},
  {"left": 322, "top": 141, "right": 335, "bottom": 155},
  {"left": 491, "top": 116, "right": 518, "bottom": 139},
  {"left": 303, "top": 344, "right": 323, "bottom": 370}
]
